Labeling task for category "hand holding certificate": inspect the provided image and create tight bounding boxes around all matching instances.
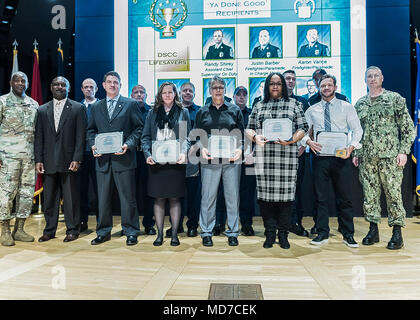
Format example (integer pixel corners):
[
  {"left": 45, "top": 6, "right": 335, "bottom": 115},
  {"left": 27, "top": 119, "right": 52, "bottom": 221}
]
[
  {"left": 94, "top": 132, "right": 124, "bottom": 155},
  {"left": 152, "top": 140, "right": 180, "bottom": 164},
  {"left": 315, "top": 131, "right": 348, "bottom": 157},
  {"left": 262, "top": 118, "right": 293, "bottom": 142},
  {"left": 208, "top": 135, "right": 237, "bottom": 159}
]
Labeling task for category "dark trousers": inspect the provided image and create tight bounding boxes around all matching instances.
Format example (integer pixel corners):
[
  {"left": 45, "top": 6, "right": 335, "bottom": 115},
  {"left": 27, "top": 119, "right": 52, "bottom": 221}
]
[
  {"left": 96, "top": 167, "right": 140, "bottom": 237},
  {"left": 312, "top": 157, "right": 355, "bottom": 236},
  {"left": 79, "top": 150, "right": 98, "bottom": 223},
  {"left": 216, "top": 164, "right": 256, "bottom": 227},
  {"left": 183, "top": 175, "right": 201, "bottom": 229},
  {"left": 136, "top": 151, "right": 154, "bottom": 228},
  {"left": 43, "top": 172, "right": 80, "bottom": 236},
  {"left": 258, "top": 200, "right": 293, "bottom": 233},
  {"left": 292, "top": 155, "right": 305, "bottom": 226}
]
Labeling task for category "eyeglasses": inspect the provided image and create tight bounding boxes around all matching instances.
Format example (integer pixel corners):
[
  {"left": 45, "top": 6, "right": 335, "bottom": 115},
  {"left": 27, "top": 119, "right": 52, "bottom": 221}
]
[
  {"left": 269, "top": 82, "right": 282, "bottom": 87},
  {"left": 211, "top": 86, "right": 225, "bottom": 91}
]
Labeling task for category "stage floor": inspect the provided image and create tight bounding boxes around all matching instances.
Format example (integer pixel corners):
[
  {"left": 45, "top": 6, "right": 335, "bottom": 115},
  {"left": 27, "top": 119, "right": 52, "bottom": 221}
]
[{"left": 0, "top": 216, "right": 419, "bottom": 300}]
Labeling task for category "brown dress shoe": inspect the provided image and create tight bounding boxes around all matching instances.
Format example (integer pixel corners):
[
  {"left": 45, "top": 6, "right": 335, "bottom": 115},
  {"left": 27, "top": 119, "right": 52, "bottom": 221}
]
[
  {"left": 63, "top": 234, "right": 79, "bottom": 242},
  {"left": 38, "top": 234, "right": 54, "bottom": 242}
]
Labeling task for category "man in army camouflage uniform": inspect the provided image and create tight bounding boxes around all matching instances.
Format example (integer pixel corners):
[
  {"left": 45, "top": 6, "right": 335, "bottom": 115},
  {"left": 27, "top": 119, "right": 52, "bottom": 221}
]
[
  {"left": 0, "top": 71, "right": 39, "bottom": 246},
  {"left": 353, "top": 66, "right": 416, "bottom": 250}
]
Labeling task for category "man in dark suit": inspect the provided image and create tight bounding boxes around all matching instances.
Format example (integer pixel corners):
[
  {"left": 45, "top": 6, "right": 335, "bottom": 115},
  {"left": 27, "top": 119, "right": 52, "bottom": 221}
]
[
  {"left": 87, "top": 71, "right": 143, "bottom": 246},
  {"left": 79, "top": 78, "right": 99, "bottom": 232},
  {"left": 251, "top": 29, "right": 281, "bottom": 59},
  {"left": 205, "top": 29, "right": 234, "bottom": 60},
  {"left": 35, "top": 76, "right": 87, "bottom": 243},
  {"left": 130, "top": 84, "right": 156, "bottom": 236}
]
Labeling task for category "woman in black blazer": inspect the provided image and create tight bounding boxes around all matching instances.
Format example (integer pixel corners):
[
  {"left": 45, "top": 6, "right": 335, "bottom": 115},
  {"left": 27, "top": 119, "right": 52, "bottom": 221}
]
[{"left": 141, "top": 82, "right": 191, "bottom": 246}]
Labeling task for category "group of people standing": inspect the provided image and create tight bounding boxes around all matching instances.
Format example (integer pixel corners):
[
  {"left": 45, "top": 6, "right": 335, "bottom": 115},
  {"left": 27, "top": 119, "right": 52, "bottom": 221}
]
[{"left": 0, "top": 66, "right": 415, "bottom": 251}]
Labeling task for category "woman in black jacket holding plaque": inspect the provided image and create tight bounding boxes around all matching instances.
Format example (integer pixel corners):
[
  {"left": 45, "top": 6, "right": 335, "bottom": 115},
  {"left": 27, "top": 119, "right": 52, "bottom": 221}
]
[{"left": 141, "top": 82, "right": 191, "bottom": 246}]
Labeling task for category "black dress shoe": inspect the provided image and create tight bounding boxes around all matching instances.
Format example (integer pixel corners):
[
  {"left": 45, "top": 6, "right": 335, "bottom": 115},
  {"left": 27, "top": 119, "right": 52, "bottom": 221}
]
[
  {"left": 170, "top": 236, "right": 180, "bottom": 246},
  {"left": 38, "top": 234, "right": 55, "bottom": 242},
  {"left": 310, "top": 226, "right": 318, "bottom": 235},
  {"left": 63, "top": 234, "right": 79, "bottom": 242},
  {"left": 202, "top": 236, "right": 213, "bottom": 247},
  {"left": 144, "top": 227, "right": 156, "bottom": 235},
  {"left": 241, "top": 225, "right": 255, "bottom": 236},
  {"left": 187, "top": 228, "right": 198, "bottom": 237},
  {"left": 91, "top": 234, "right": 111, "bottom": 245},
  {"left": 228, "top": 236, "right": 238, "bottom": 246},
  {"left": 126, "top": 235, "right": 138, "bottom": 246},
  {"left": 120, "top": 230, "right": 125, "bottom": 236},
  {"left": 80, "top": 221, "right": 88, "bottom": 232}
]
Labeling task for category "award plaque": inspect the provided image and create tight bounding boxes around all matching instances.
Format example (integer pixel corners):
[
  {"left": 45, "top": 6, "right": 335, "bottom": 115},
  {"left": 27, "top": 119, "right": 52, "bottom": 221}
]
[
  {"left": 152, "top": 140, "right": 180, "bottom": 164},
  {"left": 262, "top": 118, "right": 293, "bottom": 141},
  {"left": 316, "top": 131, "right": 348, "bottom": 156},
  {"left": 94, "top": 132, "right": 123, "bottom": 154},
  {"left": 208, "top": 135, "right": 237, "bottom": 158}
]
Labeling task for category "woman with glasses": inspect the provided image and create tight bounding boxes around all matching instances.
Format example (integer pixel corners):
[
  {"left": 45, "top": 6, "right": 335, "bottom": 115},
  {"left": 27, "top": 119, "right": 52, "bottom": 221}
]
[
  {"left": 245, "top": 73, "right": 308, "bottom": 249},
  {"left": 141, "top": 82, "right": 191, "bottom": 246}
]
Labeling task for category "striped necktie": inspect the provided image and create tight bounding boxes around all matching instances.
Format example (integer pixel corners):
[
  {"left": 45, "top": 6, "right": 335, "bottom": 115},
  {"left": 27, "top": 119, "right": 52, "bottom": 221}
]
[
  {"left": 108, "top": 99, "right": 116, "bottom": 119},
  {"left": 324, "top": 101, "right": 331, "bottom": 132}
]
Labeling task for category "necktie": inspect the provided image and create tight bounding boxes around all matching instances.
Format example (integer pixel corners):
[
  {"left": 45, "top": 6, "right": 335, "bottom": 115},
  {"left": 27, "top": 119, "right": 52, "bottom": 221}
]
[
  {"left": 54, "top": 101, "right": 62, "bottom": 131},
  {"left": 324, "top": 101, "right": 331, "bottom": 132},
  {"left": 108, "top": 99, "right": 116, "bottom": 119}
]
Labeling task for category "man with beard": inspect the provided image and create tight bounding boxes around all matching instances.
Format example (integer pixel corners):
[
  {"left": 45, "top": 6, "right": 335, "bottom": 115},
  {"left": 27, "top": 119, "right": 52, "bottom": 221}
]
[{"left": 302, "top": 74, "right": 363, "bottom": 248}]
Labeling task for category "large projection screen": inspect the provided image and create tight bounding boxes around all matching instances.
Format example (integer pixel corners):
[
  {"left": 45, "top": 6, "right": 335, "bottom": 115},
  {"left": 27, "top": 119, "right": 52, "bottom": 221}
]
[{"left": 115, "top": 0, "right": 366, "bottom": 105}]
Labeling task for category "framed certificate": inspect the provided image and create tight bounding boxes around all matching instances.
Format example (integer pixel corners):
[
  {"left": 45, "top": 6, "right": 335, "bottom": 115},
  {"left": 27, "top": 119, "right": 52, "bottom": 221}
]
[
  {"left": 316, "top": 131, "right": 348, "bottom": 156},
  {"left": 152, "top": 140, "right": 180, "bottom": 164},
  {"left": 262, "top": 118, "right": 293, "bottom": 141},
  {"left": 208, "top": 135, "right": 237, "bottom": 158},
  {"left": 95, "top": 132, "right": 123, "bottom": 154}
]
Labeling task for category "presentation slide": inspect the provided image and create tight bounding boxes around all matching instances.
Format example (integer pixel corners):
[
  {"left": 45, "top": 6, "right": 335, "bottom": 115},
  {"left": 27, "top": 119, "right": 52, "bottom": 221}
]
[{"left": 115, "top": 0, "right": 366, "bottom": 105}]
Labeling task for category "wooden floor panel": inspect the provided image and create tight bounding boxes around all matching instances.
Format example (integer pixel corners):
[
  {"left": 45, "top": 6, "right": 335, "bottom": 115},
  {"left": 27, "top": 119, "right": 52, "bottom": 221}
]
[{"left": 0, "top": 216, "right": 419, "bottom": 300}]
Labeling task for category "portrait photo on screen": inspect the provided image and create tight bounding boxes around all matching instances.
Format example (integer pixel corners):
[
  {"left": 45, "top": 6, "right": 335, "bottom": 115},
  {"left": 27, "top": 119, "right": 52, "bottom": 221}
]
[
  {"left": 249, "top": 77, "right": 266, "bottom": 108},
  {"left": 203, "top": 77, "right": 236, "bottom": 105},
  {"left": 249, "top": 26, "right": 282, "bottom": 59},
  {"left": 297, "top": 24, "right": 331, "bottom": 58},
  {"left": 202, "top": 27, "right": 235, "bottom": 60},
  {"left": 157, "top": 79, "right": 190, "bottom": 94}
]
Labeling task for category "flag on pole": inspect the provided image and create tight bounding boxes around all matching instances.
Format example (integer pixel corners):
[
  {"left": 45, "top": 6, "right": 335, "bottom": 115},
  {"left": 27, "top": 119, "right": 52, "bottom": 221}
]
[
  {"left": 31, "top": 39, "right": 44, "bottom": 199},
  {"left": 11, "top": 40, "right": 19, "bottom": 75},
  {"left": 413, "top": 30, "right": 420, "bottom": 196},
  {"left": 57, "top": 38, "right": 64, "bottom": 76},
  {"left": 31, "top": 40, "right": 43, "bottom": 105}
]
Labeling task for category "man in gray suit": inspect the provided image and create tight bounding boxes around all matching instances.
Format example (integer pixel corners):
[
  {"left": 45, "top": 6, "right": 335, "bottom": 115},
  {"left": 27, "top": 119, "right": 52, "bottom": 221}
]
[{"left": 87, "top": 71, "right": 144, "bottom": 246}]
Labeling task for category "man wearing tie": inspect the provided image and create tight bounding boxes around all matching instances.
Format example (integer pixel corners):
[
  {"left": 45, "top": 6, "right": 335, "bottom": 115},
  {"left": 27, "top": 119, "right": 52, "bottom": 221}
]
[
  {"left": 302, "top": 74, "right": 363, "bottom": 248},
  {"left": 79, "top": 78, "right": 99, "bottom": 232},
  {"left": 35, "top": 76, "right": 87, "bottom": 243},
  {"left": 87, "top": 71, "right": 143, "bottom": 246}
]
